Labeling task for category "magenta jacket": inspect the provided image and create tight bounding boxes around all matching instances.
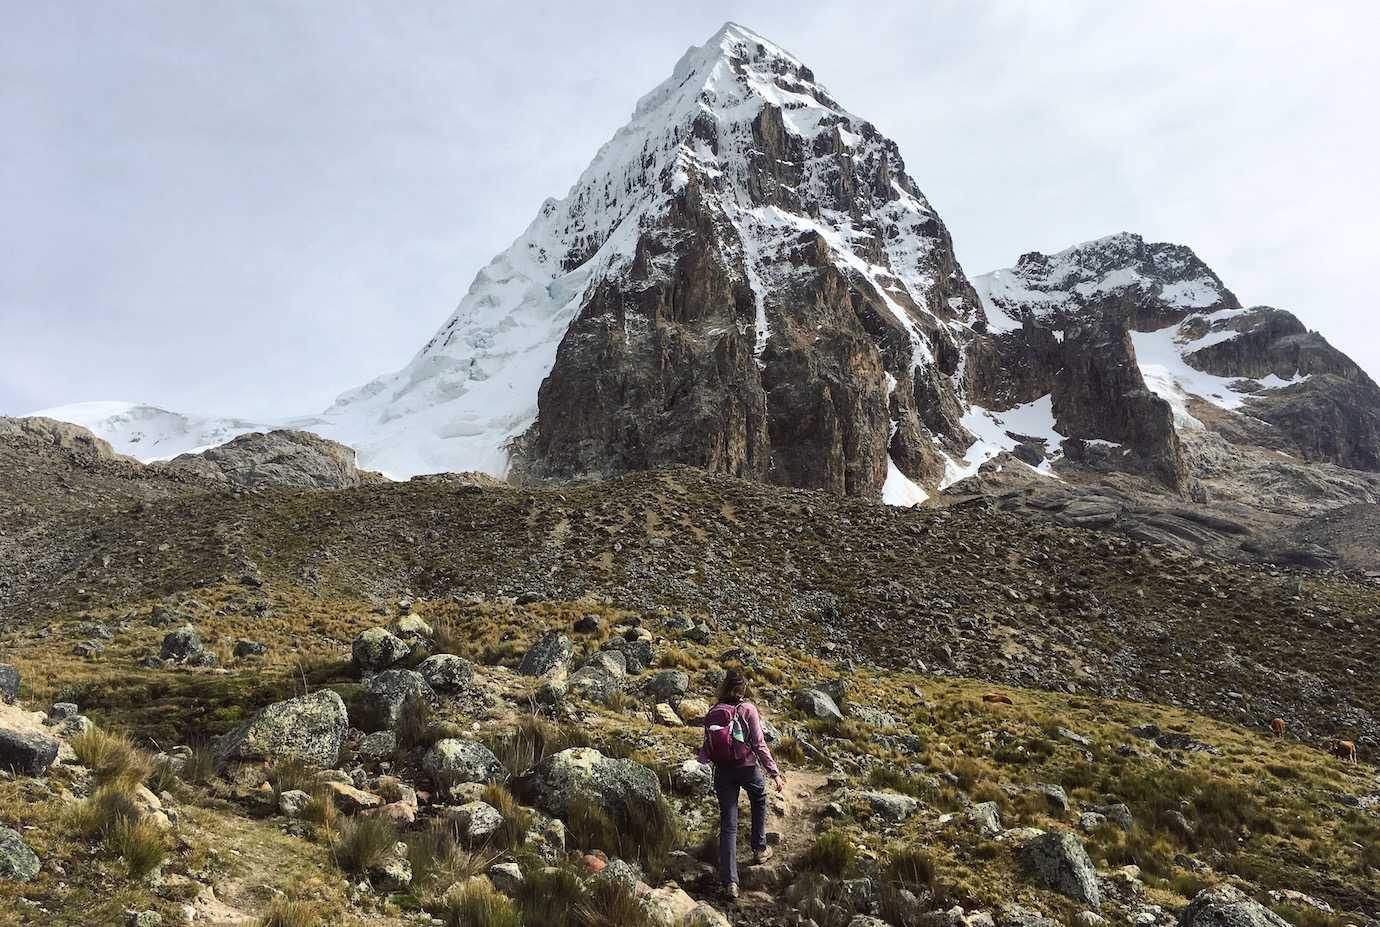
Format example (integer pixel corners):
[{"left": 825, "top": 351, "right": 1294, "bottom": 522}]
[{"left": 697, "top": 700, "right": 781, "bottom": 777}]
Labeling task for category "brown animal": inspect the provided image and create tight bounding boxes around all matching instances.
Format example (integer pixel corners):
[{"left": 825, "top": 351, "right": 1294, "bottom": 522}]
[
  {"left": 981, "top": 693, "right": 1014, "bottom": 706},
  {"left": 1332, "top": 740, "right": 1357, "bottom": 764},
  {"left": 1269, "top": 718, "right": 1286, "bottom": 737}
]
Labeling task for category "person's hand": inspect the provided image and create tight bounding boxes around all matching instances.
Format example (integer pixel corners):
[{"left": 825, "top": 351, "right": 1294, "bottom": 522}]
[{"left": 772, "top": 774, "right": 785, "bottom": 793}]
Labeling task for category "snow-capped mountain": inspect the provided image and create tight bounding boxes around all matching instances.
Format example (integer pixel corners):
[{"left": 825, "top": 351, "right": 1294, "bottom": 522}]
[
  {"left": 31, "top": 24, "right": 1380, "bottom": 498},
  {"left": 25, "top": 401, "right": 272, "bottom": 461}
]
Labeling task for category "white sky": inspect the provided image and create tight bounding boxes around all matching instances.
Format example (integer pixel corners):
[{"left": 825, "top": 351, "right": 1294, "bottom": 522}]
[{"left": 3, "top": 1, "right": 1377, "bottom": 418}]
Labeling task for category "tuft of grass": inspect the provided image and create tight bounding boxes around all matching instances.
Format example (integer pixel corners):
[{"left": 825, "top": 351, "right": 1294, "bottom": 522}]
[
  {"left": 435, "top": 878, "right": 521, "bottom": 927},
  {"left": 267, "top": 756, "right": 315, "bottom": 799},
  {"left": 484, "top": 717, "right": 590, "bottom": 779},
  {"left": 180, "top": 739, "right": 221, "bottom": 785},
  {"left": 480, "top": 782, "right": 532, "bottom": 850},
  {"left": 259, "top": 899, "right": 321, "bottom": 927},
  {"left": 107, "top": 817, "right": 168, "bottom": 880},
  {"left": 802, "top": 829, "right": 855, "bottom": 877},
  {"left": 396, "top": 690, "right": 433, "bottom": 752},
  {"left": 515, "top": 866, "right": 586, "bottom": 927},
  {"left": 302, "top": 785, "right": 340, "bottom": 832},
  {"left": 565, "top": 797, "right": 619, "bottom": 857},
  {"left": 330, "top": 816, "right": 399, "bottom": 874},
  {"left": 579, "top": 876, "right": 658, "bottom": 927},
  {"left": 773, "top": 736, "right": 806, "bottom": 765},
  {"left": 883, "top": 843, "right": 937, "bottom": 891},
  {"left": 69, "top": 782, "right": 141, "bottom": 839},
  {"left": 69, "top": 727, "right": 151, "bottom": 787},
  {"left": 407, "top": 819, "right": 493, "bottom": 901}
]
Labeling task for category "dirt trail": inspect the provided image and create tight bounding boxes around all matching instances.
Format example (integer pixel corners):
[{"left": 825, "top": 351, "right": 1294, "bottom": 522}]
[{"left": 730, "top": 768, "right": 831, "bottom": 921}]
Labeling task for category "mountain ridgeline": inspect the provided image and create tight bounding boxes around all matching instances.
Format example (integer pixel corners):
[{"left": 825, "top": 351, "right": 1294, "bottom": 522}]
[{"left": 28, "top": 23, "right": 1380, "bottom": 522}]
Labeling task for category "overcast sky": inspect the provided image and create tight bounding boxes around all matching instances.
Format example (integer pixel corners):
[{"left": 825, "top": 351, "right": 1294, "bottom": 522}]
[{"left": 3, "top": 1, "right": 1377, "bottom": 419}]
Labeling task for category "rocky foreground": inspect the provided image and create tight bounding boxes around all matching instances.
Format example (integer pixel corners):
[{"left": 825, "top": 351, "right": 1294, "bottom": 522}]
[{"left": 0, "top": 418, "right": 1378, "bottom": 926}]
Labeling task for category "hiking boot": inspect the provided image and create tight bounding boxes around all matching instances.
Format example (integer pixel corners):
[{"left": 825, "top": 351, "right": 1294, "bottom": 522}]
[
  {"left": 724, "top": 882, "right": 739, "bottom": 900},
  {"left": 752, "top": 846, "right": 774, "bottom": 865}
]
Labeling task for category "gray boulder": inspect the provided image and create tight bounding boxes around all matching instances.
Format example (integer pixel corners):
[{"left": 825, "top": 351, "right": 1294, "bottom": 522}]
[
  {"left": 1020, "top": 831, "right": 1100, "bottom": 908},
  {"left": 519, "top": 631, "right": 574, "bottom": 679},
  {"left": 154, "top": 429, "right": 377, "bottom": 490},
  {"left": 418, "top": 654, "right": 474, "bottom": 692},
  {"left": 514, "top": 747, "right": 662, "bottom": 832},
  {"left": 580, "top": 651, "right": 627, "bottom": 678},
  {"left": 968, "top": 800, "right": 1003, "bottom": 834},
  {"left": 354, "top": 669, "right": 434, "bottom": 732},
  {"left": 218, "top": 690, "right": 348, "bottom": 766},
  {"left": 794, "top": 687, "right": 844, "bottom": 722},
  {"left": 1031, "top": 783, "right": 1069, "bottom": 813},
  {"left": 1179, "top": 885, "right": 1290, "bottom": 927},
  {"left": 566, "top": 665, "right": 623, "bottom": 704},
  {"left": 0, "top": 729, "right": 60, "bottom": 776},
  {"left": 449, "top": 800, "right": 503, "bottom": 845},
  {"left": 352, "top": 627, "right": 410, "bottom": 672},
  {"left": 233, "top": 639, "right": 268, "bottom": 659},
  {"left": 0, "top": 826, "right": 40, "bottom": 881},
  {"left": 422, "top": 739, "right": 507, "bottom": 790},
  {"left": 643, "top": 670, "right": 689, "bottom": 702},
  {"left": 1089, "top": 802, "right": 1133, "bottom": 830},
  {"left": 160, "top": 624, "right": 203, "bottom": 662},
  {"left": 0, "top": 665, "right": 17, "bottom": 704},
  {"left": 859, "top": 790, "right": 919, "bottom": 823},
  {"left": 600, "top": 636, "right": 653, "bottom": 673}
]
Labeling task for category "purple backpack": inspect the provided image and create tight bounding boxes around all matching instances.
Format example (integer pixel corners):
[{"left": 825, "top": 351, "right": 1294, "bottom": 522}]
[{"left": 704, "top": 702, "right": 751, "bottom": 764}]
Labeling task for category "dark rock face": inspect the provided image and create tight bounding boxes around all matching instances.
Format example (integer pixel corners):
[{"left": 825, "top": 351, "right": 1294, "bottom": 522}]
[
  {"left": 0, "top": 729, "right": 60, "bottom": 777},
  {"left": 509, "top": 29, "right": 981, "bottom": 497}
]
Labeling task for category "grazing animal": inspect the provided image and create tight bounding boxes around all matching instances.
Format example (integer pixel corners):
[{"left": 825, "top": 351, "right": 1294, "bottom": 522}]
[
  {"left": 981, "top": 693, "right": 1014, "bottom": 706},
  {"left": 1332, "top": 740, "right": 1357, "bottom": 764},
  {"left": 1269, "top": 718, "right": 1286, "bottom": 737}
]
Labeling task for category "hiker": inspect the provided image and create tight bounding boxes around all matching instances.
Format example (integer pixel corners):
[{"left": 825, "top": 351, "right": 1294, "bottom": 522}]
[{"left": 698, "top": 667, "right": 785, "bottom": 899}]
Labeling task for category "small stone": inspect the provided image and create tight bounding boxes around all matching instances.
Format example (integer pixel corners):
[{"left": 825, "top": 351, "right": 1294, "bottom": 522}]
[
  {"left": 0, "top": 825, "right": 40, "bottom": 881},
  {"left": 0, "top": 729, "right": 60, "bottom": 776},
  {"left": 277, "top": 789, "right": 311, "bottom": 818}
]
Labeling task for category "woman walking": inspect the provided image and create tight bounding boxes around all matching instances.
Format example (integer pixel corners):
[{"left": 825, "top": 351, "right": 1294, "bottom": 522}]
[{"left": 698, "top": 668, "right": 785, "bottom": 899}]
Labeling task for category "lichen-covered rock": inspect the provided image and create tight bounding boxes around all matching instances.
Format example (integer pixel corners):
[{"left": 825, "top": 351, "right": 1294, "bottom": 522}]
[
  {"left": 422, "top": 739, "right": 507, "bottom": 790},
  {"left": 644, "top": 670, "right": 690, "bottom": 702},
  {"left": 233, "top": 639, "right": 268, "bottom": 659},
  {"left": 450, "top": 800, "right": 503, "bottom": 845},
  {"left": 418, "top": 654, "right": 474, "bottom": 692},
  {"left": 858, "top": 790, "right": 919, "bottom": 823},
  {"left": 353, "top": 669, "right": 434, "bottom": 733},
  {"left": 580, "top": 651, "right": 627, "bottom": 678},
  {"left": 968, "top": 800, "right": 1002, "bottom": 834},
  {"left": 0, "top": 825, "right": 39, "bottom": 881},
  {"left": 518, "top": 631, "right": 574, "bottom": 679},
  {"left": 0, "top": 729, "right": 60, "bottom": 776},
  {"left": 155, "top": 429, "right": 380, "bottom": 490},
  {"left": 218, "top": 690, "right": 347, "bottom": 766},
  {"left": 0, "top": 665, "right": 18, "bottom": 704},
  {"left": 1179, "top": 885, "right": 1290, "bottom": 927},
  {"left": 566, "top": 665, "right": 623, "bottom": 704},
  {"left": 514, "top": 747, "right": 662, "bottom": 833},
  {"left": 391, "top": 615, "right": 433, "bottom": 641},
  {"left": 1020, "top": 831, "right": 1100, "bottom": 908},
  {"left": 600, "top": 636, "right": 654, "bottom": 673},
  {"left": 159, "top": 624, "right": 203, "bottom": 662},
  {"left": 794, "top": 687, "right": 844, "bottom": 721},
  {"left": 351, "top": 627, "right": 411, "bottom": 672}
]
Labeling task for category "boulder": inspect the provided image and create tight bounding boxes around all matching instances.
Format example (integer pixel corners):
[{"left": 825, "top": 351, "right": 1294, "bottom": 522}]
[
  {"left": 277, "top": 789, "right": 311, "bottom": 818},
  {"left": 155, "top": 429, "right": 378, "bottom": 490},
  {"left": 1031, "top": 783, "right": 1069, "bottom": 813},
  {"left": 391, "top": 615, "right": 433, "bottom": 641},
  {"left": 968, "top": 800, "right": 1002, "bottom": 835},
  {"left": 654, "top": 703, "right": 682, "bottom": 726},
  {"left": 644, "top": 670, "right": 690, "bottom": 702},
  {"left": 450, "top": 800, "right": 503, "bottom": 845},
  {"left": 566, "top": 665, "right": 623, "bottom": 704},
  {"left": 352, "top": 627, "right": 410, "bottom": 672},
  {"left": 573, "top": 614, "right": 602, "bottom": 633},
  {"left": 1020, "top": 831, "right": 1101, "bottom": 908},
  {"left": 1180, "top": 885, "right": 1290, "bottom": 927},
  {"left": 859, "top": 790, "right": 919, "bottom": 823},
  {"left": 0, "top": 729, "right": 60, "bottom": 776},
  {"left": 1089, "top": 802, "right": 1134, "bottom": 831},
  {"left": 418, "top": 654, "right": 474, "bottom": 693},
  {"left": 514, "top": 747, "right": 662, "bottom": 832},
  {"left": 518, "top": 631, "right": 574, "bottom": 679},
  {"left": 580, "top": 651, "right": 627, "bottom": 678},
  {"left": 670, "top": 759, "right": 713, "bottom": 795},
  {"left": 233, "top": 640, "right": 268, "bottom": 659},
  {"left": 159, "top": 624, "right": 203, "bottom": 662},
  {"left": 218, "top": 690, "right": 348, "bottom": 766},
  {"left": 328, "top": 781, "right": 383, "bottom": 814},
  {"left": 422, "top": 739, "right": 508, "bottom": 790},
  {"left": 353, "top": 669, "right": 435, "bottom": 732},
  {"left": 0, "top": 666, "right": 17, "bottom": 704},
  {"left": 600, "top": 636, "right": 654, "bottom": 673},
  {"left": 677, "top": 698, "right": 711, "bottom": 723},
  {"left": 0, "top": 826, "right": 39, "bottom": 882},
  {"left": 794, "top": 687, "right": 844, "bottom": 721}
]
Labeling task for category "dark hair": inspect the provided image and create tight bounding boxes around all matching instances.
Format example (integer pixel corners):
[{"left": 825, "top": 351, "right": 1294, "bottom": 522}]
[{"left": 717, "top": 668, "right": 749, "bottom": 704}]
